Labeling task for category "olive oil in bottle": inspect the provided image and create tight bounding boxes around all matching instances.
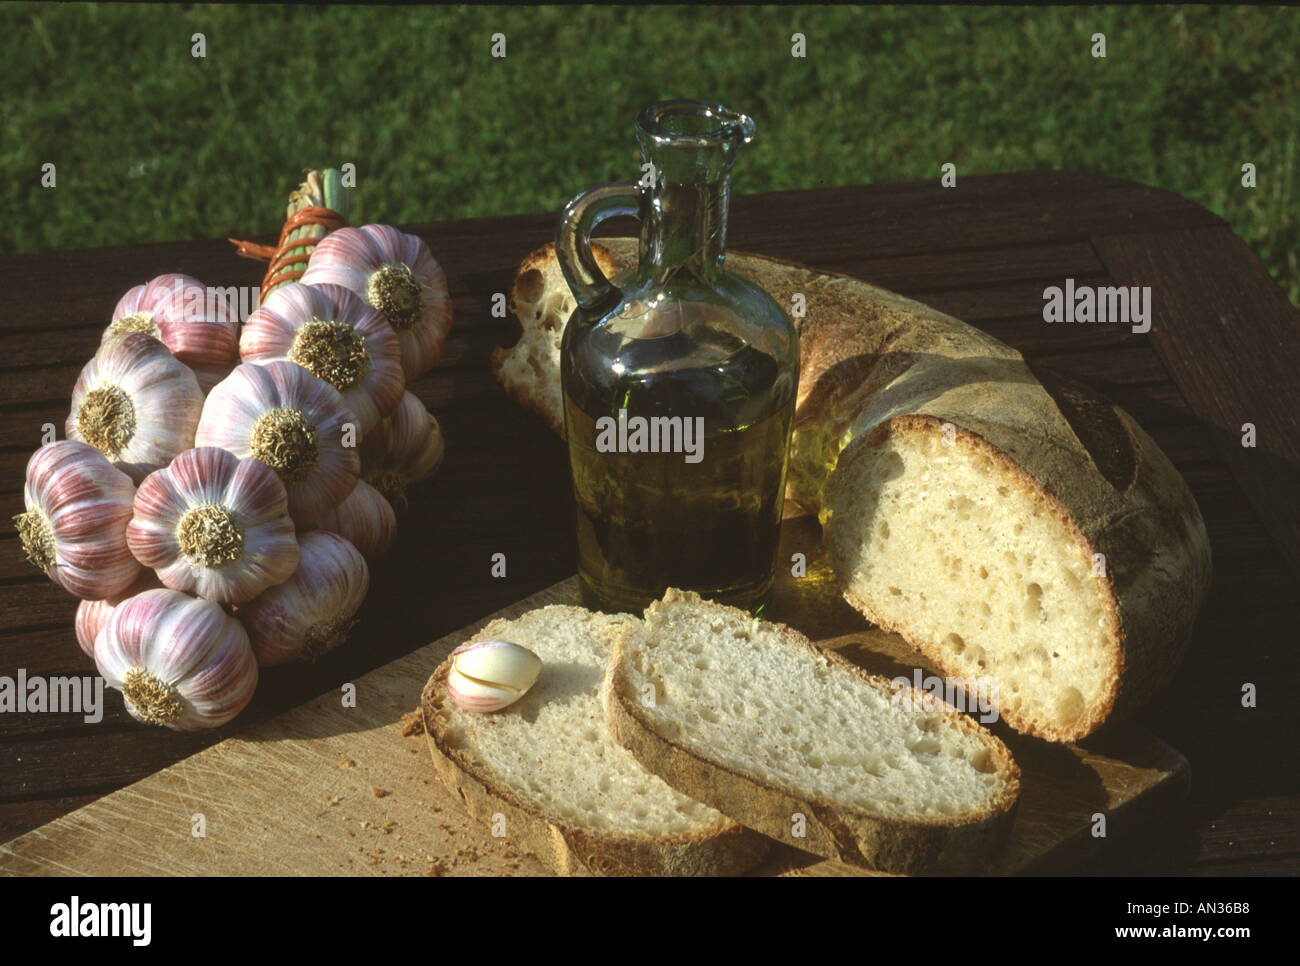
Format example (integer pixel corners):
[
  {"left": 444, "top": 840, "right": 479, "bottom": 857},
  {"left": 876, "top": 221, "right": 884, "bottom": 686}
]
[
  {"left": 564, "top": 345, "right": 794, "bottom": 615},
  {"left": 556, "top": 101, "right": 799, "bottom": 616}
]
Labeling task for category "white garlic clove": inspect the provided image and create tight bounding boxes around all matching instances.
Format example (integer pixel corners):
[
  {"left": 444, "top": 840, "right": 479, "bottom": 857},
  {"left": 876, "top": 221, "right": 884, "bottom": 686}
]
[
  {"left": 16, "top": 440, "right": 141, "bottom": 599},
  {"left": 95, "top": 587, "right": 258, "bottom": 731},
  {"left": 126, "top": 447, "right": 299, "bottom": 604},
  {"left": 237, "top": 530, "right": 370, "bottom": 666},
  {"left": 194, "top": 362, "right": 360, "bottom": 528},
  {"left": 446, "top": 667, "right": 519, "bottom": 713},
  {"left": 67, "top": 332, "right": 205, "bottom": 484},
  {"left": 447, "top": 640, "right": 542, "bottom": 712}
]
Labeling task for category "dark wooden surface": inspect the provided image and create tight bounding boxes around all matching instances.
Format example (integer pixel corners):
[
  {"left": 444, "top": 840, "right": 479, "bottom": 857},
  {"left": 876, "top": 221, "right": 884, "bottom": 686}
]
[{"left": 1, "top": 172, "right": 1296, "bottom": 874}]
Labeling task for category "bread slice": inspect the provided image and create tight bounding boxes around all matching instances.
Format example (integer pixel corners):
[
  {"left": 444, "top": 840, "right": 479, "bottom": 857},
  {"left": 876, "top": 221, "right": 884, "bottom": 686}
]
[
  {"left": 490, "top": 241, "right": 620, "bottom": 437},
  {"left": 420, "top": 605, "right": 770, "bottom": 876},
  {"left": 602, "top": 590, "right": 1020, "bottom": 874},
  {"left": 795, "top": 302, "right": 1212, "bottom": 742}
]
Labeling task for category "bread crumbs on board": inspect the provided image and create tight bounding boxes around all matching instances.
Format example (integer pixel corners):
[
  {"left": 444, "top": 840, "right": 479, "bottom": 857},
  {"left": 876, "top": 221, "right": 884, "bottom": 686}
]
[{"left": 400, "top": 709, "right": 425, "bottom": 736}]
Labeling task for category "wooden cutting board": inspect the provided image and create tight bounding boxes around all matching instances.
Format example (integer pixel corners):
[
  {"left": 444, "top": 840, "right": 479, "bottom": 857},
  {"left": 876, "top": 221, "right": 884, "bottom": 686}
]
[{"left": 0, "top": 511, "right": 1187, "bottom": 876}]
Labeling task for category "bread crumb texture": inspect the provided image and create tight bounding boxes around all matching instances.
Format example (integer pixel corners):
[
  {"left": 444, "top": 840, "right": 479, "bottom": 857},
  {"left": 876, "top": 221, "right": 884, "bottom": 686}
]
[
  {"left": 826, "top": 429, "right": 1113, "bottom": 738},
  {"left": 621, "top": 590, "right": 1016, "bottom": 823}
]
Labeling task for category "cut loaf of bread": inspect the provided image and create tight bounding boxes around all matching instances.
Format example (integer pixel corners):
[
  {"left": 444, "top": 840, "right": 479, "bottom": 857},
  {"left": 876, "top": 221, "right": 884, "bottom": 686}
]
[
  {"left": 420, "top": 605, "right": 769, "bottom": 876},
  {"left": 603, "top": 589, "right": 1021, "bottom": 874},
  {"left": 497, "top": 238, "right": 1213, "bottom": 742}
]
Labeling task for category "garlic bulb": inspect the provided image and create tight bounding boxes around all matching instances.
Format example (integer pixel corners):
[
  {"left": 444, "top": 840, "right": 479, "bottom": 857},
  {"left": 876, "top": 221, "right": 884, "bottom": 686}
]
[
  {"left": 67, "top": 332, "right": 205, "bottom": 484},
  {"left": 106, "top": 273, "right": 239, "bottom": 393},
  {"left": 316, "top": 480, "right": 396, "bottom": 561},
  {"left": 95, "top": 587, "right": 258, "bottom": 731},
  {"left": 75, "top": 570, "right": 162, "bottom": 658},
  {"left": 364, "top": 391, "right": 445, "bottom": 508},
  {"left": 15, "top": 440, "right": 141, "bottom": 599},
  {"left": 239, "top": 282, "right": 404, "bottom": 434},
  {"left": 300, "top": 224, "right": 453, "bottom": 381},
  {"left": 127, "top": 447, "right": 299, "bottom": 604},
  {"left": 238, "top": 530, "right": 369, "bottom": 666},
  {"left": 194, "top": 362, "right": 360, "bottom": 528}
]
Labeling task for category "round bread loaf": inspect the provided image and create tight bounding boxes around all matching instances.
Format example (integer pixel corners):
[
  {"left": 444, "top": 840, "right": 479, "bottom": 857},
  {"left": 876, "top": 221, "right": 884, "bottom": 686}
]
[{"left": 496, "top": 239, "right": 1212, "bottom": 741}]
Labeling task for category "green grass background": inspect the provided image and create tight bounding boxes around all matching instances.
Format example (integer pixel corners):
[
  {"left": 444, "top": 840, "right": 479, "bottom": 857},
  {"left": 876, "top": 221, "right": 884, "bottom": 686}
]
[{"left": 2, "top": 4, "right": 1296, "bottom": 304}]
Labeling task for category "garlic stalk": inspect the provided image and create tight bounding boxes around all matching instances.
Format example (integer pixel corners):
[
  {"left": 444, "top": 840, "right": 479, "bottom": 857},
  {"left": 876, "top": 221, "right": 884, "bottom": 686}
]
[
  {"left": 67, "top": 333, "right": 205, "bottom": 484},
  {"left": 15, "top": 440, "right": 141, "bottom": 599},
  {"left": 127, "top": 447, "right": 299, "bottom": 604},
  {"left": 95, "top": 587, "right": 258, "bottom": 731},
  {"left": 194, "top": 362, "right": 360, "bottom": 528},
  {"left": 265, "top": 169, "right": 350, "bottom": 302},
  {"left": 238, "top": 530, "right": 369, "bottom": 666}
]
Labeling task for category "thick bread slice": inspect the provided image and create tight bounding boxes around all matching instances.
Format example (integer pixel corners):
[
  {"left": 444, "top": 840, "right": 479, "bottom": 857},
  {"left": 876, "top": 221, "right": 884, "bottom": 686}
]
[
  {"left": 795, "top": 292, "right": 1212, "bottom": 743},
  {"left": 420, "top": 605, "right": 769, "bottom": 876},
  {"left": 500, "top": 238, "right": 1212, "bottom": 743},
  {"left": 602, "top": 590, "right": 1020, "bottom": 874},
  {"left": 490, "top": 242, "right": 620, "bottom": 436}
]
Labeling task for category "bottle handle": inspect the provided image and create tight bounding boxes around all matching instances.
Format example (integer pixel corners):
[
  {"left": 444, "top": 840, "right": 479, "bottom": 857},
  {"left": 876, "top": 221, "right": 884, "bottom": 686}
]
[{"left": 555, "top": 181, "right": 642, "bottom": 313}]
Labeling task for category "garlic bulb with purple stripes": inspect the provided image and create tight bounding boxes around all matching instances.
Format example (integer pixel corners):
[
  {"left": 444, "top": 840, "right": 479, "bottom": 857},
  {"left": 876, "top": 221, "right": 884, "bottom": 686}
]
[
  {"left": 67, "top": 333, "right": 205, "bottom": 484},
  {"left": 363, "top": 391, "right": 445, "bottom": 508},
  {"left": 238, "top": 530, "right": 369, "bottom": 666},
  {"left": 127, "top": 447, "right": 299, "bottom": 604},
  {"left": 300, "top": 224, "right": 453, "bottom": 381},
  {"left": 105, "top": 273, "right": 239, "bottom": 393},
  {"left": 239, "top": 282, "right": 404, "bottom": 434},
  {"left": 95, "top": 587, "right": 258, "bottom": 730},
  {"left": 14, "top": 440, "right": 141, "bottom": 599},
  {"left": 75, "top": 570, "right": 162, "bottom": 658},
  {"left": 316, "top": 480, "right": 396, "bottom": 561},
  {"left": 194, "top": 362, "right": 360, "bottom": 528}
]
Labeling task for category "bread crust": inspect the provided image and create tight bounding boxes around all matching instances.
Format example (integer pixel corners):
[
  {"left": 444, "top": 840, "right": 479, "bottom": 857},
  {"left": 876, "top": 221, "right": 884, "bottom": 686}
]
[
  {"left": 420, "top": 659, "right": 770, "bottom": 877},
  {"left": 601, "top": 592, "right": 1021, "bottom": 875}
]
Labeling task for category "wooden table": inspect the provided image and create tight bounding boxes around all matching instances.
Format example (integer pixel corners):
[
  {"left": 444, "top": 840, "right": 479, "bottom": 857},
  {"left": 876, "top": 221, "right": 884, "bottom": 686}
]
[{"left": 1, "top": 172, "right": 1296, "bottom": 874}]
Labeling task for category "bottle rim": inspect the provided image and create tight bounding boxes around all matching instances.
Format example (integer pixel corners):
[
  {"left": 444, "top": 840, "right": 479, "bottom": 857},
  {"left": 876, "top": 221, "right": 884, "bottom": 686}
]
[{"left": 636, "top": 100, "right": 756, "bottom": 149}]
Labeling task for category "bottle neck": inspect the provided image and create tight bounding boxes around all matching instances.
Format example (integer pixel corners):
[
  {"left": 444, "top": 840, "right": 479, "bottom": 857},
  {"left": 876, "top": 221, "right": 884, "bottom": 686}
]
[{"left": 639, "top": 174, "right": 730, "bottom": 286}]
